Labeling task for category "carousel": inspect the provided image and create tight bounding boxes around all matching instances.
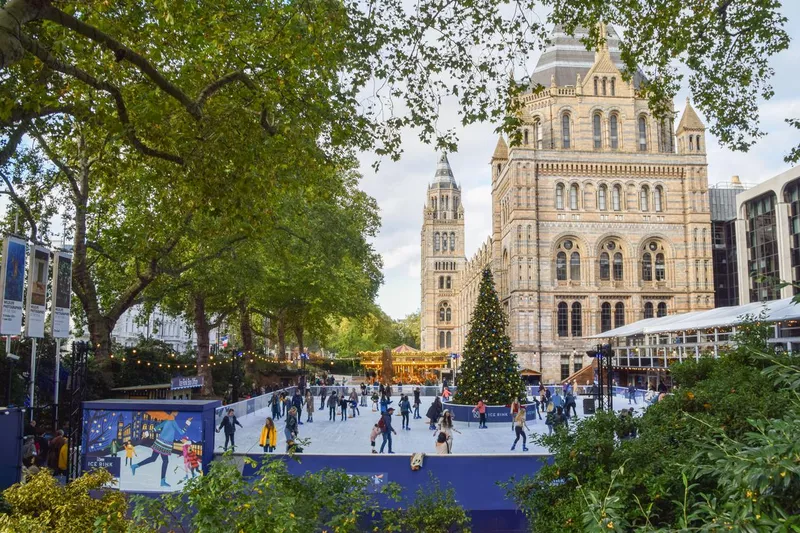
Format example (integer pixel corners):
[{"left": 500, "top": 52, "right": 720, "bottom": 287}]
[{"left": 358, "top": 344, "right": 449, "bottom": 384}]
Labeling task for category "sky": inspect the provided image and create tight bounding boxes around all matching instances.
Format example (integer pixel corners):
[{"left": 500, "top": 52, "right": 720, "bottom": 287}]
[{"left": 359, "top": 5, "right": 800, "bottom": 320}]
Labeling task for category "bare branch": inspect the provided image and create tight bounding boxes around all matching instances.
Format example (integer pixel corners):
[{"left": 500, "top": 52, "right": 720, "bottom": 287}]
[
  {"left": 0, "top": 104, "right": 74, "bottom": 128},
  {"left": 30, "top": 130, "right": 83, "bottom": 201},
  {"left": 0, "top": 169, "right": 39, "bottom": 243}
]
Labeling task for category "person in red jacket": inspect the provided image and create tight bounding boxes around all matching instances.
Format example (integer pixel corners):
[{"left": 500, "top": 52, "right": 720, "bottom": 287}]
[{"left": 472, "top": 399, "right": 487, "bottom": 429}]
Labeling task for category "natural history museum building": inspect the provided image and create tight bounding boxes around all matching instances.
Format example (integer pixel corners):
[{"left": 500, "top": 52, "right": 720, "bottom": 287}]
[{"left": 419, "top": 25, "right": 715, "bottom": 383}]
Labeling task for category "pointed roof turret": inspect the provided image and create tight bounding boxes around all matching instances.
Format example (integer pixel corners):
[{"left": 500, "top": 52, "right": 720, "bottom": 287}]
[
  {"left": 677, "top": 97, "right": 705, "bottom": 133},
  {"left": 431, "top": 153, "right": 457, "bottom": 187},
  {"left": 492, "top": 135, "right": 508, "bottom": 161}
]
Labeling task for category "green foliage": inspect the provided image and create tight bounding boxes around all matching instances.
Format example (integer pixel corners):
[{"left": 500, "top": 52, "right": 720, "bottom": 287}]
[
  {"left": 507, "top": 321, "right": 799, "bottom": 531},
  {"left": 383, "top": 474, "right": 472, "bottom": 533},
  {"left": 325, "top": 309, "right": 420, "bottom": 358},
  {"left": 456, "top": 269, "right": 524, "bottom": 405},
  {"left": 0, "top": 469, "right": 129, "bottom": 533}
]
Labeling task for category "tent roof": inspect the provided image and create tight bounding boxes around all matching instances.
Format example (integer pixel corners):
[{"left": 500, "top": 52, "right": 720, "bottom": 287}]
[
  {"left": 520, "top": 368, "right": 542, "bottom": 376},
  {"left": 392, "top": 344, "right": 420, "bottom": 353},
  {"left": 589, "top": 297, "right": 799, "bottom": 339}
]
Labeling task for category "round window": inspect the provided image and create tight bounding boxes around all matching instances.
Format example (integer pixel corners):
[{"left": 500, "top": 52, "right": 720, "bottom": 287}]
[
  {"left": 649, "top": 242, "right": 658, "bottom": 251},
  {"left": 563, "top": 240, "right": 573, "bottom": 250},
  {"left": 606, "top": 242, "right": 616, "bottom": 250}
]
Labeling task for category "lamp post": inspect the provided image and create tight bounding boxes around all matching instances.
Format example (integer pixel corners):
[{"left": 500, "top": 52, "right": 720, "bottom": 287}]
[
  {"left": 231, "top": 352, "right": 241, "bottom": 403},
  {"left": 451, "top": 353, "right": 460, "bottom": 386},
  {"left": 5, "top": 353, "right": 19, "bottom": 406},
  {"left": 300, "top": 352, "right": 308, "bottom": 394},
  {"left": 586, "top": 343, "right": 614, "bottom": 412}
]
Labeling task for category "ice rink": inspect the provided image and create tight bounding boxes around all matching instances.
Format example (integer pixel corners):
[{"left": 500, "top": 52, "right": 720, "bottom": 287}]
[{"left": 215, "top": 395, "right": 644, "bottom": 455}]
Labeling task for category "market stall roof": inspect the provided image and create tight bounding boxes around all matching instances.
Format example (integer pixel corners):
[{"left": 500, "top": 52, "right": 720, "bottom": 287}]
[
  {"left": 519, "top": 368, "right": 542, "bottom": 376},
  {"left": 589, "top": 297, "right": 799, "bottom": 339}
]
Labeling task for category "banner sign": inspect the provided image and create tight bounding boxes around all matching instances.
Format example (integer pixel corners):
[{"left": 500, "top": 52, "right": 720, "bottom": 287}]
[
  {"left": 0, "top": 236, "right": 27, "bottom": 335},
  {"left": 51, "top": 251, "right": 73, "bottom": 338},
  {"left": 25, "top": 246, "right": 50, "bottom": 338},
  {"left": 171, "top": 376, "right": 204, "bottom": 390}
]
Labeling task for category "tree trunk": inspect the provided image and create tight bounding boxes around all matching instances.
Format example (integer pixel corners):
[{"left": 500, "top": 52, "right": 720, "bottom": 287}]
[
  {"left": 193, "top": 295, "right": 214, "bottom": 396},
  {"left": 238, "top": 299, "right": 254, "bottom": 353},
  {"left": 87, "top": 316, "right": 113, "bottom": 360},
  {"left": 277, "top": 312, "right": 286, "bottom": 361},
  {"left": 294, "top": 325, "right": 304, "bottom": 356},
  {"left": 0, "top": 0, "right": 48, "bottom": 69}
]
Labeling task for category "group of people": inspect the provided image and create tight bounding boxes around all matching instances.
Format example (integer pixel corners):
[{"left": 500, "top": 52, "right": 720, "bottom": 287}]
[{"left": 21, "top": 420, "right": 69, "bottom": 482}]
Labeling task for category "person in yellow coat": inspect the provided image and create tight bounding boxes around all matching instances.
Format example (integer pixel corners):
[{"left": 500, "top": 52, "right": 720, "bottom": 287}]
[
  {"left": 124, "top": 441, "right": 138, "bottom": 466},
  {"left": 259, "top": 417, "right": 277, "bottom": 453}
]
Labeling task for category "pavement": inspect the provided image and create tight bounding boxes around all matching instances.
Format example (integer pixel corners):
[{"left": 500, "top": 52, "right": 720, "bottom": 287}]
[{"left": 215, "top": 395, "right": 645, "bottom": 455}]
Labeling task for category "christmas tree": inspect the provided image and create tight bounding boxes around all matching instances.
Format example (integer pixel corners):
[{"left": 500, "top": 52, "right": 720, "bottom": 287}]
[{"left": 455, "top": 268, "right": 524, "bottom": 405}]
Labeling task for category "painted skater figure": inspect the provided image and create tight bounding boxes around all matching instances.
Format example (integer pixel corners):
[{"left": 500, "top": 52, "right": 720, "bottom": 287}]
[{"left": 131, "top": 412, "right": 192, "bottom": 488}]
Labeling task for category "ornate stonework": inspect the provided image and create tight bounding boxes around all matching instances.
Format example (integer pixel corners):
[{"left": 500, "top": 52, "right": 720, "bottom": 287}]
[{"left": 420, "top": 25, "right": 714, "bottom": 383}]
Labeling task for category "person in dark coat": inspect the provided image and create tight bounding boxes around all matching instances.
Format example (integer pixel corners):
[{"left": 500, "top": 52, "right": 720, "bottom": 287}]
[
  {"left": 339, "top": 393, "right": 349, "bottom": 421},
  {"left": 216, "top": 409, "right": 242, "bottom": 451},
  {"left": 327, "top": 391, "right": 338, "bottom": 421},
  {"left": 319, "top": 386, "right": 327, "bottom": 410},
  {"left": 426, "top": 395, "right": 443, "bottom": 430},
  {"left": 413, "top": 387, "right": 422, "bottom": 418},
  {"left": 291, "top": 389, "right": 304, "bottom": 425}
]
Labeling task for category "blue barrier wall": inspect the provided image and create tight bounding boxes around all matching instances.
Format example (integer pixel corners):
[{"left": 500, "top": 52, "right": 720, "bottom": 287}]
[
  {"left": 0, "top": 408, "right": 24, "bottom": 490},
  {"left": 446, "top": 402, "right": 540, "bottom": 424}
]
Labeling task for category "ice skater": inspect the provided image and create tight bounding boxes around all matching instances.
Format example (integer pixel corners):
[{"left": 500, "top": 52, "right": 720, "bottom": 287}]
[
  {"left": 511, "top": 407, "right": 530, "bottom": 452},
  {"left": 131, "top": 412, "right": 192, "bottom": 488}
]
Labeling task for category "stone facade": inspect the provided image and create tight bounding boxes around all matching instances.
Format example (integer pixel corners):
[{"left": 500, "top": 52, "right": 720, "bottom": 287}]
[{"left": 420, "top": 25, "right": 715, "bottom": 383}]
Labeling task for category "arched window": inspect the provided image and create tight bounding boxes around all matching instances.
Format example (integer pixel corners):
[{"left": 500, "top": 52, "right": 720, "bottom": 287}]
[
  {"left": 446, "top": 307, "right": 451, "bottom": 321},
  {"left": 599, "top": 252, "right": 610, "bottom": 281},
  {"left": 610, "top": 114, "right": 619, "bottom": 149},
  {"left": 594, "top": 77, "right": 598, "bottom": 95},
  {"left": 446, "top": 331, "right": 452, "bottom": 348},
  {"left": 562, "top": 113, "right": 571, "bottom": 149},
  {"left": 654, "top": 186, "right": 663, "bottom": 212},
  {"left": 610, "top": 77, "right": 615, "bottom": 96},
  {"left": 593, "top": 113, "right": 602, "bottom": 149},
  {"left": 638, "top": 116, "right": 648, "bottom": 151},
  {"left": 657, "top": 302, "right": 667, "bottom": 317},
  {"left": 439, "top": 302, "right": 451, "bottom": 322},
  {"left": 598, "top": 185, "right": 608, "bottom": 211},
  {"left": 445, "top": 276, "right": 452, "bottom": 289},
  {"left": 640, "top": 186, "right": 649, "bottom": 211},
  {"left": 434, "top": 232, "right": 440, "bottom": 251},
  {"left": 614, "top": 302, "right": 625, "bottom": 327},
  {"left": 659, "top": 120, "right": 670, "bottom": 152},
  {"left": 439, "top": 276, "right": 444, "bottom": 289},
  {"left": 571, "top": 302, "right": 582, "bottom": 337},
  {"left": 601, "top": 302, "right": 612, "bottom": 332},
  {"left": 602, "top": 77, "right": 607, "bottom": 96},
  {"left": 689, "top": 136, "right": 694, "bottom": 151},
  {"left": 450, "top": 232, "right": 456, "bottom": 251},
  {"left": 643, "top": 302, "right": 654, "bottom": 319},
  {"left": 655, "top": 253, "right": 666, "bottom": 281},
  {"left": 556, "top": 184, "right": 565, "bottom": 209},
  {"left": 442, "top": 233, "right": 448, "bottom": 251},
  {"left": 535, "top": 120, "right": 543, "bottom": 149},
  {"left": 696, "top": 135, "right": 701, "bottom": 151},
  {"left": 570, "top": 252, "right": 581, "bottom": 280},
  {"left": 613, "top": 252, "right": 624, "bottom": 281},
  {"left": 570, "top": 184, "right": 579, "bottom": 210},
  {"left": 556, "top": 252, "right": 567, "bottom": 281},
  {"left": 439, "top": 331, "right": 445, "bottom": 348},
  {"left": 641, "top": 253, "right": 653, "bottom": 281},
  {"left": 557, "top": 302, "right": 569, "bottom": 337},
  {"left": 612, "top": 185, "right": 621, "bottom": 211},
  {"left": 523, "top": 129, "right": 529, "bottom": 145}
]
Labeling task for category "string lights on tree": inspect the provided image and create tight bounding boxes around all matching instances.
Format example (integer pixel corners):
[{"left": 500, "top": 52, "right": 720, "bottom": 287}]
[{"left": 455, "top": 268, "right": 524, "bottom": 405}]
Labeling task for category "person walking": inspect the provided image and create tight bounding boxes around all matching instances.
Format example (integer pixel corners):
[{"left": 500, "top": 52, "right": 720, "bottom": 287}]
[
  {"left": 413, "top": 387, "right": 422, "bottom": 419},
  {"left": 285, "top": 407, "right": 299, "bottom": 444},
  {"left": 510, "top": 407, "right": 530, "bottom": 451},
  {"left": 319, "top": 386, "right": 327, "bottom": 410},
  {"left": 379, "top": 407, "right": 397, "bottom": 454},
  {"left": 259, "top": 417, "right": 277, "bottom": 452},
  {"left": 305, "top": 391, "right": 315, "bottom": 422},
  {"left": 399, "top": 394, "right": 411, "bottom": 430},
  {"left": 509, "top": 397, "right": 521, "bottom": 431},
  {"left": 339, "top": 393, "right": 349, "bottom": 421},
  {"left": 47, "top": 430, "right": 66, "bottom": 473},
  {"left": 292, "top": 389, "right": 304, "bottom": 425},
  {"left": 627, "top": 383, "right": 637, "bottom": 405},
  {"left": 369, "top": 423, "right": 380, "bottom": 454},
  {"left": 216, "top": 409, "right": 242, "bottom": 451},
  {"left": 472, "top": 399, "right": 487, "bottom": 428}
]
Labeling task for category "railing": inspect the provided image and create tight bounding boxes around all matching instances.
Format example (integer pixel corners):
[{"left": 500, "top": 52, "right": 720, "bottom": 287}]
[{"left": 215, "top": 386, "right": 298, "bottom": 425}]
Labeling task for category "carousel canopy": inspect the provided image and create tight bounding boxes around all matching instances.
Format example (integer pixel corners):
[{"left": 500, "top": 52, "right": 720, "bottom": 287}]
[{"left": 393, "top": 344, "right": 420, "bottom": 353}]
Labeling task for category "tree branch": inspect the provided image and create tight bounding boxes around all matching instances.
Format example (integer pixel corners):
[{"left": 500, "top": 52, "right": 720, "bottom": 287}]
[
  {"left": 17, "top": 32, "right": 184, "bottom": 165},
  {"left": 0, "top": 123, "right": 27, "bottom": 166},
  {"left": 0, "top": 104, "right": 74, "bottom": 128},
  {"left": 0, "top": 169, "right": 39, "bottom": 243},
  {"left": 197, "top": 71, "right": 256, "bottom": 108},
  {"left": 30, "top": 130, "right": 83, "bottom": 202}
]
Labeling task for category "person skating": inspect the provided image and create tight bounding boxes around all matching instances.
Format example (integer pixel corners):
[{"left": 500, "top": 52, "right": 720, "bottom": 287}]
[
  {"left": 434, "top": 409, "right": 461, "bottom": 452},
  {"left": 216, "top": 409, "right": 242, "bottom": 451},
  {"left": 627, "top": 382, "right": 637, "bottom": 405},
  {"left": 292, "top": 389, "right": 304, "bottom": 425},
  {"left": 371, "top": 391, "right": 379, "bottom": 412},
  {"left": 399, "top": 394, "right": 411, "bottom": 430},
  {"left": 133, "top": 412, "right": 192, "bottom": 487},
  {"left": 426, "top": 395, "right": 443, "bottom": 430},
  {"left": 305, "top": 391, "right": 315, "bottom": 422},
  {"left": 511, "top": 407, "right": 530, "bottom": 451},
  {"left": 413, "top": 387, "right": 422, "bottom": 419},
  {"left": 472, "top": 399, "right": 488, "bottom": 428},
  {"left": 564, "top": 387, "right": 578, "bottom": 419},
  {"left": 380, "top": 394, "right": 392, "bottom": 414},
  {"left": 379, "top": 407, "right": 397, "bottom": 454},
  {"left": 123, "top": 441, "right": 137, "bottom": 467},
  {"left": 339, "top": 393, "right": 349, "bottom": 421},
  {"left": 435, "top": 432, "right": 451, "bottom": 454},
  {"left": 285, "top": 407, "right": 299, "bottom": 444},
  {"left": 360, "top": 383, "right": 368, "bottom": 406},
  {"left": 509, "top": 397, "right": 521, "bottom": 431},
  {"left": 270, "top": 393, "right": 281, "bottom": 420},
  {"left": 319, "top": 386, "right": 327, "bottom": 410},
  {"left": 369, "top": 423, "right": 380, "bottom": 454},
  {"left": 328, "top": 391, "right": 338, "bottom": 420},
  {"left": 259, "top": 417, "right": 277, "bottom": 452}
]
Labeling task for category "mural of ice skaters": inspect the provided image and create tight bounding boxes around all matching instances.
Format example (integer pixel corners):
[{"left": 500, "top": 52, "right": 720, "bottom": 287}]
[
  {"left": 174, "top": 437, "right": 202, "bottom": 483},
  {"left": 131, "top": 411, "right": 193, "bottom": 487}
]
